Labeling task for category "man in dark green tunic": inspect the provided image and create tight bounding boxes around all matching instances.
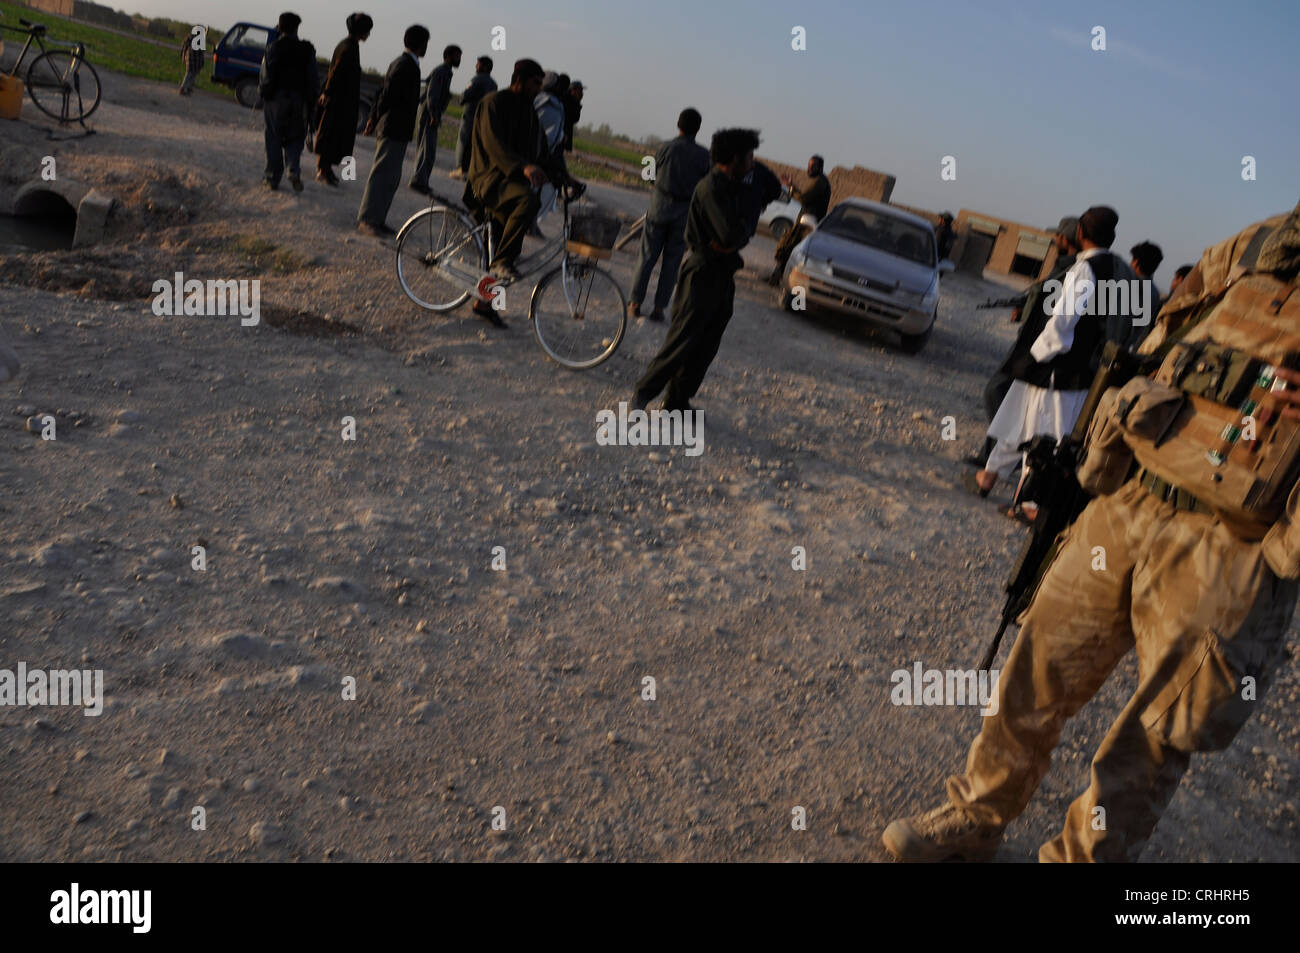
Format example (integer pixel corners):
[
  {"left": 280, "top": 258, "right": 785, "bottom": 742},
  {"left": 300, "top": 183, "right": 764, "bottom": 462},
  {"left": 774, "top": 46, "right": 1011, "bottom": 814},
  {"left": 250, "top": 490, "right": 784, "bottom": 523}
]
[
  {"left": 465, "top": 58, "right": 566, "bottom": 280},
  {"left": 633, "top": 128, "right": 759, "bottom": 412}
]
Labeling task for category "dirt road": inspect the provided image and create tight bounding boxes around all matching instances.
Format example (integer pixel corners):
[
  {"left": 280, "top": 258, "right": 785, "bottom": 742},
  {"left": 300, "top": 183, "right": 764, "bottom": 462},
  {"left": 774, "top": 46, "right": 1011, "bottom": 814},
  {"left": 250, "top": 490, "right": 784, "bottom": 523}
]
[{"left": 1, "top": 69, "right": 1296, "bottom": 862}]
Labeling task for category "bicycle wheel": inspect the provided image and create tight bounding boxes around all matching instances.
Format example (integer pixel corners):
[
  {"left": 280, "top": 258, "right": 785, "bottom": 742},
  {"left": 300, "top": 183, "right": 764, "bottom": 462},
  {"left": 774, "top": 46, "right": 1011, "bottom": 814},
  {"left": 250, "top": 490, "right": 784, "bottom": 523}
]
[
  {"left": 395, "top": 206, "right": 485, "bottom": 312},
  {"left": 26, "top": 51, "right": 102, "bottom": 122},
  {"left": 529, "top": 258, "right": 627, "bottom": 369}
]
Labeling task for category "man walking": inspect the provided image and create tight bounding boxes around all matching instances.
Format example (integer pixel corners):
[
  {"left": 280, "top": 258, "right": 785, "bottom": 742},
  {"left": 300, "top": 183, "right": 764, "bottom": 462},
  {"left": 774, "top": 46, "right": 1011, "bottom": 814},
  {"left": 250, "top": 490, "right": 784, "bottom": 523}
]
[
  {"left": 260, "top": 13, "right": 318, "bottom": 192},
  {"left": 356, "top": 25, "right": 428, "bottom": 237},
  {"left": 768, "top": 154, "right": 830, "bottom": 285},
  {"left": 632, "top": 128, "right": 759, "bottom": 413},
  {"left": 178, "top": 27, "right": 205, "bottom": 96},
  {"left": 627, "top": 108, "right": 711, "bottom": 323},
  {"left": 314, "top": 13, "right": 372, "bottom": 186},
  {"left": 410, "top": 44, "right": 461, "bottom": 195},
  {"left": 885, "top": 202, "right": 1300, "bottom": 863},
  {"left": 450, "top": 57, "right": 496, "bottom": 180}
]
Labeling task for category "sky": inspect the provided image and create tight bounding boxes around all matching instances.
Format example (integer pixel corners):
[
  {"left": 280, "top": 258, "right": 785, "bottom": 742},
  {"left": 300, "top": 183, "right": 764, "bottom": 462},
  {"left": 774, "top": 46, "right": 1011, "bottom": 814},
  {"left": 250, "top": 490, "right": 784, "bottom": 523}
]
[{"left": 123, "top": 0, "right": 1299, "bottom": 283}]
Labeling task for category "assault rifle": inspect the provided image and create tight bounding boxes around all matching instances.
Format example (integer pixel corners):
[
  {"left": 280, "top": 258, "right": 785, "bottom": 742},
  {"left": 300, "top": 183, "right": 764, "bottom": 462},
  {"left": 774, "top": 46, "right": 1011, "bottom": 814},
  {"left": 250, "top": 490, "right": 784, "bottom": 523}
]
[
  {"left": 978, "top": 342, "right": 1154, "bottom": 670},
  {"left": 976, "top": 293, "right": 1027, "bottom": 310}
]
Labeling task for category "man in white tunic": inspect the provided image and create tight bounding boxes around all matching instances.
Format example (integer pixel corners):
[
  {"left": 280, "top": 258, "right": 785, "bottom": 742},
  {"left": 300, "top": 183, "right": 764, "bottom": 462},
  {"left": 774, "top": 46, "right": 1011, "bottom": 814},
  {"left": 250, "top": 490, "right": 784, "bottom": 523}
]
[{"left": 969, "top": 207, "right": 1123, "bottom": 501}]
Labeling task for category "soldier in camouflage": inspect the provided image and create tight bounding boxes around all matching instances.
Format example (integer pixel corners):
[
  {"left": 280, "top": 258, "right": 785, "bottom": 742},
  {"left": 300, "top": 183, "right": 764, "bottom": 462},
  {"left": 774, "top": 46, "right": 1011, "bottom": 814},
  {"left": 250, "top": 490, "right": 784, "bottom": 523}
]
[{"left": 884, "top": 202, "right": 1300, "bottom": 862}]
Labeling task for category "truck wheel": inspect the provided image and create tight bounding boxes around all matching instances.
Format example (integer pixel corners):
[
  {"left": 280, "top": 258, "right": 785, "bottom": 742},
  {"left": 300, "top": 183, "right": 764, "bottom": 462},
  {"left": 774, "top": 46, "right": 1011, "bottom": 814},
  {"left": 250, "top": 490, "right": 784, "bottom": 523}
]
[{"left": 235, "top": 77, "right": 260, "bottom": 109}]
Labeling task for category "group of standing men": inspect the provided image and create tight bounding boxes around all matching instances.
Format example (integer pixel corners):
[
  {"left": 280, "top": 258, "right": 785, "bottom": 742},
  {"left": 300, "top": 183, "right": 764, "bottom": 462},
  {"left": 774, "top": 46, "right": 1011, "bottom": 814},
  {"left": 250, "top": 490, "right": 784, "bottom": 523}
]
[{"left": 962, "top": 206, "right": 1185, "bottom": 519}]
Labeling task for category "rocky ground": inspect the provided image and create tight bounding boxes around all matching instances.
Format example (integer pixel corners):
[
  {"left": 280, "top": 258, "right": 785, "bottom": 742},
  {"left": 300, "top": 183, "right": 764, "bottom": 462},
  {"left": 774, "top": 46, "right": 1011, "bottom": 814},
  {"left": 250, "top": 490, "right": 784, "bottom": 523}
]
[{"left": 0, "top": 67, "right": 1296, "bottom": 862}]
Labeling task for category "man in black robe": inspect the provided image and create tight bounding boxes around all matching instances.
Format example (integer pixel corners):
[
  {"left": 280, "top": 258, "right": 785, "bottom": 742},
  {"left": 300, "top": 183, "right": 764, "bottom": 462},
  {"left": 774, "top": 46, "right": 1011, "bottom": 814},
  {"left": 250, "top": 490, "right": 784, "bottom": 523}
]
[{"left": 314, "top": 13, "right": 372, "bottom": 186}]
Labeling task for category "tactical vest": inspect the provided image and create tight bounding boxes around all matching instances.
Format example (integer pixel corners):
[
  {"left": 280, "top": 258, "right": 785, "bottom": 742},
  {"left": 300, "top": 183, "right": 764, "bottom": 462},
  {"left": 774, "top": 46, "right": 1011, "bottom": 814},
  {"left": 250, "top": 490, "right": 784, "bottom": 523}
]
[
  {"left": 1021, "top": 252, "right": 1123, "bottom": 392},
  {"left": 1120, "top": 271, "right": 1300, "bottom": 528}
]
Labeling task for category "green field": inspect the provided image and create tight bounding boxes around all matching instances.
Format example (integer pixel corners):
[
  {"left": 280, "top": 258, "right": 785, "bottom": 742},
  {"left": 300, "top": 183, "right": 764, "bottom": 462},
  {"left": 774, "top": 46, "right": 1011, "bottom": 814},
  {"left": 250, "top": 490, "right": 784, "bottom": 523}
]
[
  {"left": 0, "top": 0, "right": 647, "bottom": 183},
  {"left": 0, "top": 0, "right": 234, "bottom": 97}
]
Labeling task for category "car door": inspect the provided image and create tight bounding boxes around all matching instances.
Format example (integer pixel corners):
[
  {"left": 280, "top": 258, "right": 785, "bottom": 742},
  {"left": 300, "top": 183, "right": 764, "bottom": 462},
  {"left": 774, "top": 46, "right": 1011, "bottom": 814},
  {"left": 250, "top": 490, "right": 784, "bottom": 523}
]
[{"left": 221, "top": 24, "right": 275, "bottom": 78}]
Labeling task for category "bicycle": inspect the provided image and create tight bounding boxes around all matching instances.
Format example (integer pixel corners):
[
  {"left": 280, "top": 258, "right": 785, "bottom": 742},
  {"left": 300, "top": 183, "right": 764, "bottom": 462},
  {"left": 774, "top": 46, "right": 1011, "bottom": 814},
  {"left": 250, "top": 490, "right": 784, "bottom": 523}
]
[
  {"left": 394, "top": 182, "right": 628, "bottom": 370},
  {"left": 0, "top": 14, "right": 102, "bottom": 123}
]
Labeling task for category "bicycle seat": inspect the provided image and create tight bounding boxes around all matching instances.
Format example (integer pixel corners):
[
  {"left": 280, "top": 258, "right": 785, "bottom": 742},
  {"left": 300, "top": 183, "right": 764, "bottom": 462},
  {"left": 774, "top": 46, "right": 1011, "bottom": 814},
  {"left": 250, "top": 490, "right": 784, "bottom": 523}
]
[{"left": 20, "top": 19, "right": 47, "bottom": 35}]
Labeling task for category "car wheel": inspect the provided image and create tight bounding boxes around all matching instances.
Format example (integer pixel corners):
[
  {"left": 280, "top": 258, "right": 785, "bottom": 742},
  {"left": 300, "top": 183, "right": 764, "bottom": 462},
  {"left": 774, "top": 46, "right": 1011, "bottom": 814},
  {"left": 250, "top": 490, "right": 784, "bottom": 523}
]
[
  {"left": 235, "top": 77, "right": 260, "bottom": 109},
  {"left": 898, "top": 322, "right": 933, "bottom": 355},
  {"left": 770, "top": 218, "right": 792, "bottom": 240}
]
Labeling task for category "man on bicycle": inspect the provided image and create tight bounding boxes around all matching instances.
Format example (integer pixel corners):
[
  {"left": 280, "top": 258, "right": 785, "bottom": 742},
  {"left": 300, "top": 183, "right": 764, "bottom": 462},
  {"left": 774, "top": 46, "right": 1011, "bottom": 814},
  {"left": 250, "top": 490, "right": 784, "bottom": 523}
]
[{"left": 464, "top": 58, "right": 571, "bottom": 284}]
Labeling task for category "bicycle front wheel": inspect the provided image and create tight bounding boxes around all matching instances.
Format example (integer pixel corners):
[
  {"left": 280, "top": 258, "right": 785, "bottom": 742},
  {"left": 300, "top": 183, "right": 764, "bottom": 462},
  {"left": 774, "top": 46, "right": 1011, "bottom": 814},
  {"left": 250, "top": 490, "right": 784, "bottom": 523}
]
[
  {"left": 395, "top": 206, "right": 484, "bottom": 312},
  {"left": 27, "top": 51, "right": 102, "bottom": 122},
  {"left": 529, "top": 258, "right": 627, "bottom": 370}
]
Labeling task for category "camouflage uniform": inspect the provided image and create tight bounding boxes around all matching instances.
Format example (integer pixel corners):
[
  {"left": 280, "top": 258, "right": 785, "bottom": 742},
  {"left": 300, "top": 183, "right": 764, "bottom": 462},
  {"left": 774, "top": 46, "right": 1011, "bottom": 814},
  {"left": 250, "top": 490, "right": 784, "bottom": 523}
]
[{"left": 932, "top": 207, "right": 1300, "bottom": 861}]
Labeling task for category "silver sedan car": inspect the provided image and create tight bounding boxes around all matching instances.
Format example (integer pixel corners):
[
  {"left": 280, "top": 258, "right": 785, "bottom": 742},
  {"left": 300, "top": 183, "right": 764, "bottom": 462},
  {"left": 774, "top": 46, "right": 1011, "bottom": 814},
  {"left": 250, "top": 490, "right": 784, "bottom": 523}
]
[{"left": 779, "top": 198, "right": 953, "bottom": 353}]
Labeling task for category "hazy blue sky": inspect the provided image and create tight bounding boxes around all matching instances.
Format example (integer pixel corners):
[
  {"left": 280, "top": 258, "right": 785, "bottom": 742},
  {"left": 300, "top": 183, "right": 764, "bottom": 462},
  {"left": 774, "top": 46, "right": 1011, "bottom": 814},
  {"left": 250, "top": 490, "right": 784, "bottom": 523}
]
[{"left": 126, "top": 0, "right": 1297, "bottom": 280}]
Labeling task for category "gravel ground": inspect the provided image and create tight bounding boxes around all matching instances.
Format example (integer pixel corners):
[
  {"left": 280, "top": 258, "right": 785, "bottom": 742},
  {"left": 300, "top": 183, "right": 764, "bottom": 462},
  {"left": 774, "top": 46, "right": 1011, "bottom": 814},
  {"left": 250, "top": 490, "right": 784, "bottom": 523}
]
[{"left": 0, "top": 68, "right": 1296, "bottom": 862}]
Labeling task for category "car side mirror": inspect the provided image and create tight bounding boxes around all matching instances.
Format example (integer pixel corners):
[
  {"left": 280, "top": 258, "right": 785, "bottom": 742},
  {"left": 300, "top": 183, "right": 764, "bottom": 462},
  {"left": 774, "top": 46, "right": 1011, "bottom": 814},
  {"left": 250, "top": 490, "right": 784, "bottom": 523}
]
[
  {"left": 938, "top": 259, "right": 955, "bottom": 274},
  {"left": 797, "top": 212, "right": 819, "bottom": 229}
]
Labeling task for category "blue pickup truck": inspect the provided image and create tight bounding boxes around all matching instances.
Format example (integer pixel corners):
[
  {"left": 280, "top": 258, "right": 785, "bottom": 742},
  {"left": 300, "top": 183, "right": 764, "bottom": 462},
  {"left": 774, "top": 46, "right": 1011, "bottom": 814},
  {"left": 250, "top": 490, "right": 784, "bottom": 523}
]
[{"left": 211, "top": 22, "right": 379, "bottom": 130}]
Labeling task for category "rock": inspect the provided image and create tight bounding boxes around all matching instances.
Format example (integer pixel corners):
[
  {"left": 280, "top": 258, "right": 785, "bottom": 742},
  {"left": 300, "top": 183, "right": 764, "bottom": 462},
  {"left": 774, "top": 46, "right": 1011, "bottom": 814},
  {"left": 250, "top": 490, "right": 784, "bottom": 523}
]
[
  {"left": 249, "top": 821, "right": 284, "bottom": 846},
  {"left": 25, "top": 415, "right": 46, "bottom": 434},
  {"left": 1, "top": 581, "right": 46, "bottom": 598},
  {"left": 409, "top": 701, "right": 443, "bottom": 723},
  {"left": 158, "top": 748, "right": 180, "bottom": 767},
  {"left": 213, "top": 630, "right": 269, "bottom": 659},
  {"left": 242, "top": 777, "right": 262, "bottom": 793},
  {"left": 74, "top": 810, "right": 94, "bottom": 824},
  {"left": 169, "top": 494, "right": 184, "bottom": 509},
  {"left": 31, "top": 542, "right": 74, "bottom": 568},
  {"left": 309, "top": 576, "right": 365, "bottom": 598},
  {"left": 123, "top": 764, "right": 144, "bottom": 779},
  {"left": 116, "top": 409, "right": 144, "bottom": 424},
  {"left": 15, "top": 404, "right": 35, "bottom": 416},
  {"left": 161, "top": 786, "right": 184, "bottom": 809}
]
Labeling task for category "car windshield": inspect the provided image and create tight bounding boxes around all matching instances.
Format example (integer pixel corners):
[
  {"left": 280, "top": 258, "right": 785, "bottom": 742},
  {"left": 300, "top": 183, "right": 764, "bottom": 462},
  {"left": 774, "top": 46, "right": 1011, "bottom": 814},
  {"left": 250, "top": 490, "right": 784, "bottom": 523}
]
[{"left": 820, "top": 207, "right": 935, "bottom": 266}]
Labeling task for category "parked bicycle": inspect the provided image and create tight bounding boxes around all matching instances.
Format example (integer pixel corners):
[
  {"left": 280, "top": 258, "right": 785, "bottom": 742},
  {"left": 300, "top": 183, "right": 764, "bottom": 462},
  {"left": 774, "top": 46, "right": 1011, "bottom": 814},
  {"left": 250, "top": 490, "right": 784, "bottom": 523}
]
[
  {"left": 0, "top": 14, "right": 102, "bottom": 123},
  {"left": 395, "top": 183, "right": 628, "bottom": 370}
]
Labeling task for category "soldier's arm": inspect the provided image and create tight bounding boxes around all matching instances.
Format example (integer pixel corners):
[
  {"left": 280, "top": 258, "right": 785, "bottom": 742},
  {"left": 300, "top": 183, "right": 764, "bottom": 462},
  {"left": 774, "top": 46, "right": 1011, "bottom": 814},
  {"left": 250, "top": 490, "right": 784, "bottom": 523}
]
[{"left": 702, "top": 186, "right": 749, "bottom": 253}]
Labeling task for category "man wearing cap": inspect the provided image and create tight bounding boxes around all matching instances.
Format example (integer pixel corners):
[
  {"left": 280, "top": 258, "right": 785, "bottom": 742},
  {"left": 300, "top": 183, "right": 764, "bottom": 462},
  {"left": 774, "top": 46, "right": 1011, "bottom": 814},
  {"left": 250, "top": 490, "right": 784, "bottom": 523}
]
[
  {"left": 410, "top": 44, "right": 461, "bottom": 195},
  {"left": 963, "top": 216, "right": 1080, "bottom": 468},
  {"left": 465, "top": 57, "right": 567, "bottom": 285},
  {"left": 628, "top": 108, "right": 711, "bottom": 323}
]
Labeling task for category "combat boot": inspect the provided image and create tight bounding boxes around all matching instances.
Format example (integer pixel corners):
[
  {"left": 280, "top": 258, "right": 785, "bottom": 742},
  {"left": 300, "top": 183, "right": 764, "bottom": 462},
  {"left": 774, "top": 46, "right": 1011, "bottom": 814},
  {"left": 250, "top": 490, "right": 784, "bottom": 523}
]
[{"left": 882, "top": 803, "right": 1003, "bottom": 862}]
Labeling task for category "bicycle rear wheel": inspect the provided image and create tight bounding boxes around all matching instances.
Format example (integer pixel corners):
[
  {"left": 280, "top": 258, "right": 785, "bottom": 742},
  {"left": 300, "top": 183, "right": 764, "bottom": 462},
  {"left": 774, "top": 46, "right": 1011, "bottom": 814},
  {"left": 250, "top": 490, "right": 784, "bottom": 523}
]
[
  {"left": 26, "top": 51, "right": 101, "bottom": 122},
  {"left": 395, "top": 206, "right": 484, "bottom": 312},
  {"left": 529, "top": 258, "right": 626, "bottom": 369}
]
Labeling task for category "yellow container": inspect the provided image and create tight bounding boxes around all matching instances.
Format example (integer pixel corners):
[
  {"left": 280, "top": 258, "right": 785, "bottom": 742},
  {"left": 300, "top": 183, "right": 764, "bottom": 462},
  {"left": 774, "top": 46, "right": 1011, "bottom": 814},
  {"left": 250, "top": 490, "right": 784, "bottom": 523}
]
[{"left": 0, "top": 74, "right": 23, "bottom": 121}]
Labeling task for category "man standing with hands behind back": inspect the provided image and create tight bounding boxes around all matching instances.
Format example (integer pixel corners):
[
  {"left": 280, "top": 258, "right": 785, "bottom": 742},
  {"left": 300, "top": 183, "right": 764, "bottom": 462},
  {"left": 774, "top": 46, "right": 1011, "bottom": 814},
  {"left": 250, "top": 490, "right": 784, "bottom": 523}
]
[{"left": 356, "top": 25, "right": 429, "bottom": 237}]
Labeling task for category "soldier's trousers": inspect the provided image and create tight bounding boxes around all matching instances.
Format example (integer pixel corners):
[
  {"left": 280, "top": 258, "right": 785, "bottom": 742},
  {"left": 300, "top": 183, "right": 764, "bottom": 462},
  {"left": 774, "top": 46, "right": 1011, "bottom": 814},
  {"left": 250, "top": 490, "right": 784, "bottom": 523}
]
[
  {"left": 635, "top": 253, "right": 737, "bottom": 409},
  {"left": 948, "top": 478, "right": 1296, "bottom": 861}
]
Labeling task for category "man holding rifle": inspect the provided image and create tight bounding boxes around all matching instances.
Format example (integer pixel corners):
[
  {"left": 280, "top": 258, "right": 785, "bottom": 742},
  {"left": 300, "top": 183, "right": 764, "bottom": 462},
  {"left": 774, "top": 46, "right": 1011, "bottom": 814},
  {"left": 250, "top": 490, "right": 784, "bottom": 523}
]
[{"left": 885, "top": 201, "right": 1300, "bottom": 862}]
